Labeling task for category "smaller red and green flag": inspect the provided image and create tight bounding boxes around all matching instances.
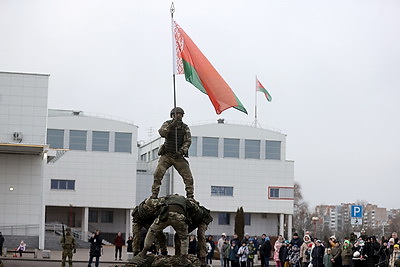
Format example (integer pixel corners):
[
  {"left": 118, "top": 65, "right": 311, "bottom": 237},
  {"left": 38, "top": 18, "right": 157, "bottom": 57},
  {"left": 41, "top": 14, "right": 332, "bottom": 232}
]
[{"left": 256, "top": 78, "right": 272, "bottom": 102}]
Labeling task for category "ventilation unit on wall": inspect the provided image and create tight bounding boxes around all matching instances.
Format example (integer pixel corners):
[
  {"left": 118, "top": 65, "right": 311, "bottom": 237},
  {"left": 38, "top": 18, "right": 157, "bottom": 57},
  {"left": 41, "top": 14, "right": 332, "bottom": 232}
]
[{"left": 13, "top": 132, "right": 23, "bottom": 143}]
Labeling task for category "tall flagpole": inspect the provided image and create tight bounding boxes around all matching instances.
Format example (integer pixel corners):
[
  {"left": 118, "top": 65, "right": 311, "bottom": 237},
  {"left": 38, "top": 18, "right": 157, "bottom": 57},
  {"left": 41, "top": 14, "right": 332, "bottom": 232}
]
[
  {"left": 254, "top": 75, "right": 258, "bottom": 127},
  {"left": 170, "top": 2, "right": 177, "bottom": 195},
  {"left": 170, "top": 2, "right": 177, "bottom": 111}
]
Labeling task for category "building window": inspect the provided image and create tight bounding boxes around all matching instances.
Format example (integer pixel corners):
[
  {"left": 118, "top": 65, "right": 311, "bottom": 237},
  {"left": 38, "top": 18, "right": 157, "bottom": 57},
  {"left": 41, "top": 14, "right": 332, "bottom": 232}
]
[
  {"left": 115, "top": 132, "right": 132, "bottom": 153},
  {"left": 69, "top": 130, "right": 87, "bottom": 150},
  {"left": 211, "top": 186, "right": 234, "bottom": 196},
  {"left": 268, "top": 187, "right": 294, "bottom": 199},
  {"left": 151, "top": 148, "right": 159, "bottom": 160},
  {"left": 140, "top": 153, "right": 147, "bottom": 162},
  {"left": 224, "top": 138, "right": 239, "bottom": 158},
  {"left": 47, "top": 129, "right": 64, "bottom": 149},
  {"left": 266, "top": 140, "right": 281, "bottom": 160},
  {"left": 202, "top": 137, "right": 218, "bottom": 157},
  {"left": 101, "top": 211, "right": 113, "bottom": 223},
  {"left": 245, "top": 213, "right": 251, "bottom": 225},
  {"left": 89, "top": 210, "right": 98, "bottom": 223},
  {"left": 50, "top": 179, "right": 75, "bottom": 190},
  {"left": 189, "top": 136, "right": 197, "bottom": 157},
  {"left": 245, "top": 139, "right": 260, "bottom": 159},
  {"left": 218, "top": 213, "right": 230, "bottom": 225},
  {"left": 92, "top": 131, "right": 109, "bottom": 152}
]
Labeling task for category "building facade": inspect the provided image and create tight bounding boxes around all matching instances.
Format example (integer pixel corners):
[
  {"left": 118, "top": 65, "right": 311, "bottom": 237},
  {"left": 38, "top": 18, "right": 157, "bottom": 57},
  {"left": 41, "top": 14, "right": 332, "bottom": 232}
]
[
  {"left": 45, "top": 109, "right": 138, "bottom": 242},
  {"left": 0, "top": 71, "right": 50, "bottom": 249}
]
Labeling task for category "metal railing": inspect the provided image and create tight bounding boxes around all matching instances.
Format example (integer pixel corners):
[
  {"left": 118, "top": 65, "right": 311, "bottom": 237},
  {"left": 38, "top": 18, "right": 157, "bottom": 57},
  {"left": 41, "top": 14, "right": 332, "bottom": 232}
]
[
  {"left": 0, "top": 224, "right": 39, "bottom": 236},
  {"left": 45, "top": 222, "right": 82, "bottom": 240}
]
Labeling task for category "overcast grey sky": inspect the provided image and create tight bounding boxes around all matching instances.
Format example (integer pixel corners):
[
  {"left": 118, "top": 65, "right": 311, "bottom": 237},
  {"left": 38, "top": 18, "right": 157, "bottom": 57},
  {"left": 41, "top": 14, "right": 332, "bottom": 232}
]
[{"left": 1, "top": 0, "right": 399, "bottom": 209}]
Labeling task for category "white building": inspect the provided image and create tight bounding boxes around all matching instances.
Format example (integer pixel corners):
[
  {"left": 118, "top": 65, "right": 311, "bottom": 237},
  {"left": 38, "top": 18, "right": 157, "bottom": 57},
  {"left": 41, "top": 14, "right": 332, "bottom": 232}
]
[
  {"left": 138, "top": 121, "right": 295, "bottom": 238},
  {"left": 0, "top": 71, "right": 50, "bottom": 249},
  {"left": 45, "top": 109, "right": 138, "bottom": 242}
]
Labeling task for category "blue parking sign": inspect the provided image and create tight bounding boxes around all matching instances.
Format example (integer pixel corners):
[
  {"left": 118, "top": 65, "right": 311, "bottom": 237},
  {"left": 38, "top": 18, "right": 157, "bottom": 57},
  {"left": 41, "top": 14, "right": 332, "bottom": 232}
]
[{"left": 351, "top": 205, "right": 363, "bottom": 218}]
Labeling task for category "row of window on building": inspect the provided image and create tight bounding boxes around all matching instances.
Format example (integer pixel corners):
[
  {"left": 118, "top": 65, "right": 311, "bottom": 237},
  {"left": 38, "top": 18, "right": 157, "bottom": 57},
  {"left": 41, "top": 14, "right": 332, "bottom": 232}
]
[
  {"left": 50, "top": 180, "right": 293, "bottom": 200},
  {"left": 47, "top": 129, "right": 132, "bottom": 153},
  {"left": 140, "top": 137, "right": 281, "bottom": 161}
]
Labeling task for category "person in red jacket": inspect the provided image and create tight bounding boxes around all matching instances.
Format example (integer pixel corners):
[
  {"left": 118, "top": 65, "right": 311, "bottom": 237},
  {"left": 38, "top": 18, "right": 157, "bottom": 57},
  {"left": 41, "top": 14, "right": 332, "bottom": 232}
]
[{"left": 114, "top": 232, "right": 124, "bottom": 260}]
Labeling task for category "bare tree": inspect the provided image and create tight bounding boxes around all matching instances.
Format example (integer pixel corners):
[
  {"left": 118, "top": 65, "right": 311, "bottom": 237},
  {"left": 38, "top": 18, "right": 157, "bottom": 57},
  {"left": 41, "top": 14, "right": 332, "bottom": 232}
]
[{"left": 293, "top": 182, "right": 312, "bottom": 236}]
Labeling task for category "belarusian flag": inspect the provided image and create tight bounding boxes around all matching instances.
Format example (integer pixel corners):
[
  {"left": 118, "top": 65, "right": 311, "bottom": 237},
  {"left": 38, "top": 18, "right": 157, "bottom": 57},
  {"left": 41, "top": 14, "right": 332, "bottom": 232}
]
[
  {"left": 256, "top": 78, "right": 272, "bottom": 102},
  {"left": 173, "top": 20, "right": 247, "bottom": 115}
]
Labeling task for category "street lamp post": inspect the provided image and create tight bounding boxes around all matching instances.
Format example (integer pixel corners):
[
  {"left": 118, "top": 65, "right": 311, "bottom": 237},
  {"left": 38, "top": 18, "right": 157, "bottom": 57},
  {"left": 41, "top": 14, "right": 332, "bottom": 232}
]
[{"left": 312, "top": 217, "right": 319, "bottom": 238}]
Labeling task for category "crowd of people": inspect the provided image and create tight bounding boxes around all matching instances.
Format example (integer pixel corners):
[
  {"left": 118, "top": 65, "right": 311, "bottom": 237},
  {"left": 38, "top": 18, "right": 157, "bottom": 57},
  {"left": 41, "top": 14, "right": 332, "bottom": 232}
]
[{"left": 203, "top": 231, "right": 400, "bottom": 267}]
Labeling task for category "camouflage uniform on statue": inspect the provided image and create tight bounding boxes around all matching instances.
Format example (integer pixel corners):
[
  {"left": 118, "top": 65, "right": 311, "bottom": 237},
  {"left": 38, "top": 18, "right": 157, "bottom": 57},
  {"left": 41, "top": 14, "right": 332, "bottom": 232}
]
[
  {"left": 151, "top": 107, "right": 194, "bottom": 199},
  {"left": 132, "top": 198, "right": 168, "bottom": 256},
  {"left": 60, "top": 227, "right": 75, "bottom": 267},
  {"left": 175, "top": 202, "right": 213, "bottom": 264},
  {"left": 139, "top": 194, "right": 190, "bottom": 258}
]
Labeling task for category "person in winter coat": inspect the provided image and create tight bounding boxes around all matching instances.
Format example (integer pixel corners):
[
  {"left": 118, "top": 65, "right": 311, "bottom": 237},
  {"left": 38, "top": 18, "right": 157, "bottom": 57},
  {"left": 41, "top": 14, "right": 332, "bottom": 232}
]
[
  {"left": 221, "top": 240, "right": 231, "bottom": 267},
  {"left": 229, "top": 241, "right": 240, "bottom": 267},
  {"left": 311, "top": 240, "right": 325, "bottom": 267},
  {"left": 289, "top": 244, "right": 301, "bottom": 267},
  {"left": 291, "top": 233, "right": 303, "bottom": 248},
  {"left": 126, "top": 236, "right": 133, "bottom": 253},
  {"left": 0, "top": 232, "right": 4, "bottom": 257},
  {"left": 364, "top": 236, "right": 380, "bottom": 267},
  {"left": 261, "top": 235, "right": 272, "bottom": 267},
  {"left": 279, "top": 241, "right": 290, "bottom": 267},
  {"left": 188, "top": 234, "right": 198, "bottom": 255},
  {"left": 330, "top": 240, "right": 342, "bottom": 267},
  {"left": 237, "top": 242, "right": 249, "bottom": 267},
  {"left": 324, "top": 248, "right": 333, "bottom": 267},
  {"left": 274, "top": 235, "right": 284, "bottom": 267},
  {"left": 377, "top": 240, "right": 390, "bottom": 267},
  {"left": 389, "top": 244, "right": 400, "bottom": 267},
  {"left": 247, "top": 240, "right": 257, "bottom": 267},
  {"left": 114, "top": 232, "right": 124, "bottom": 261},
  {"left": 206, "top": 235, "right": 215, "bottom": 265},
  {"left": 88, "top": 230, "right": 103, "bottom": 267},
  {"left": 218, "top": 233, "right": 227, "bottom": 267},
  {"left": 300, "top": 235, "right": 312, "bottom": 267},
  {"left": 341, "top": 240, "right": 353, "bottom": 267}
]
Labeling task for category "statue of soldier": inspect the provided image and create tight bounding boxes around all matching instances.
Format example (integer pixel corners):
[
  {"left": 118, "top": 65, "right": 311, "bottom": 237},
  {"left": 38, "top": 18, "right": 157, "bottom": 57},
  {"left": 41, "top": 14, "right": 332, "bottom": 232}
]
[
  {"left": 151, "top": 107, "right": 194, "bottom": 199},
  {"left": 132, "top": 198, "right": 169, "bottom": 256},
  {"left": 60, "top": 227, "right": 76, "bottom": 267},
  {"left": 139, "top": 194, "right": 191, "bottom": 258},
  {"left": 175, "top": 201, "right": 213, "bottom": 265}
]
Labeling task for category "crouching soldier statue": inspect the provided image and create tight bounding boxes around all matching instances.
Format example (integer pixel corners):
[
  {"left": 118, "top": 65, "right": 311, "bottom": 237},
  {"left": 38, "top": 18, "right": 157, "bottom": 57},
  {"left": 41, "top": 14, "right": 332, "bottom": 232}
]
[{"left": 139, "top": 194, "right": 190, "bottom": 258}]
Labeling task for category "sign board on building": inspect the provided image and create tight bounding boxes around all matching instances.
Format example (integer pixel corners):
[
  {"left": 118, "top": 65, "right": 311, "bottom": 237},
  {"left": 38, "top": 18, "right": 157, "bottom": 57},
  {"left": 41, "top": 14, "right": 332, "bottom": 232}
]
[{"left": 351, "top": 205, "right": 363, "bottom": 218}]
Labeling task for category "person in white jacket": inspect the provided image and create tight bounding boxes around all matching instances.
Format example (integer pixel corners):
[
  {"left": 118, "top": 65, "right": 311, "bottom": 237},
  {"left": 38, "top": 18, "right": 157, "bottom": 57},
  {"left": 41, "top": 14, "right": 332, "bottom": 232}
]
[
  {"left": 237, "top": 242, "right": 249, "bottom": 267},
  {"left": 218, "top": 233, "right": 227, "bottom": 267}
]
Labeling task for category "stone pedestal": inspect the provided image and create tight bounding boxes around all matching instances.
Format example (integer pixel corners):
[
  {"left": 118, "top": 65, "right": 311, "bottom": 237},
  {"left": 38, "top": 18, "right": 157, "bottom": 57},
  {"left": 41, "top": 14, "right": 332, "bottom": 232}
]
[{"left": 42, "top": 250, "right": 51, "bottom": 259}]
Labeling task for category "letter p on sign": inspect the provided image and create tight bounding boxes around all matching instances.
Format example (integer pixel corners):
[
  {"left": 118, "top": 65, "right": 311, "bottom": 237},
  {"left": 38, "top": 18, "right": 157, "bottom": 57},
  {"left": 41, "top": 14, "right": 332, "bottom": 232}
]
[{"left": 351, "top": 205, "right": 363, "bottom": 218}]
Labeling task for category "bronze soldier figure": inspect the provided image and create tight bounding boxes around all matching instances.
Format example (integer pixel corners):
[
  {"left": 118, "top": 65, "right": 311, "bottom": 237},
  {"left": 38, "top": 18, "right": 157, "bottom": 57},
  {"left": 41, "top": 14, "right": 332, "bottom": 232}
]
[
  {"left": 151, "top": 107, "right": 194, "bottom": 199},
  {"left": 60, "top": 227, "right": 75, "bottom": 267},
  {"left": 139, "top": 194, "right": 190, "bottom": 258}
]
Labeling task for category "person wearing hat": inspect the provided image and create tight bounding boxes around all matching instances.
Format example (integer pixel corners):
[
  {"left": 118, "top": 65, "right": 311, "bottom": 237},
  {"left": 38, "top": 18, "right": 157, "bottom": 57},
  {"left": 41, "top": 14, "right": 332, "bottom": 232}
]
[
  {"left": 151, "top": 107, "right": 194, "bottom": 199},
  {"left": 389, "top": 244, "right": 400, "bottom": 267},
  {"left": 341, "top": 240, "right": 353, "bottom": 267},
  {"left": 60, "top": 227, "right": 76, "bottom": 267},
  {"left": 311, "top": 240, "right": 324, "bottom": 267},
  {"left": 218, "top": 233, "right": 227, "bottom": 267}
]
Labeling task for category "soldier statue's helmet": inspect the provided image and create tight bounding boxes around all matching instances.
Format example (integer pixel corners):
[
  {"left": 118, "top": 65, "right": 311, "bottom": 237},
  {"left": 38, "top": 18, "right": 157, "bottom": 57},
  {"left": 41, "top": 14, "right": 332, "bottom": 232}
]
[{"left": 170, "top": 107, "right": 185, "bottom": 118}]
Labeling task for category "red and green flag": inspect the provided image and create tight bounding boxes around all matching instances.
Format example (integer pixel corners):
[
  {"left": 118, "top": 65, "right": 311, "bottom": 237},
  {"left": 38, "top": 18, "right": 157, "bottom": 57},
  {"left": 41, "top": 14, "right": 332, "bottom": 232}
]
[
  {"left": 256, "top": 78, "right": 272, "bottom": 102},
  {"left": 173, "top": 20, "right": 247, "bottom": 115}
]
